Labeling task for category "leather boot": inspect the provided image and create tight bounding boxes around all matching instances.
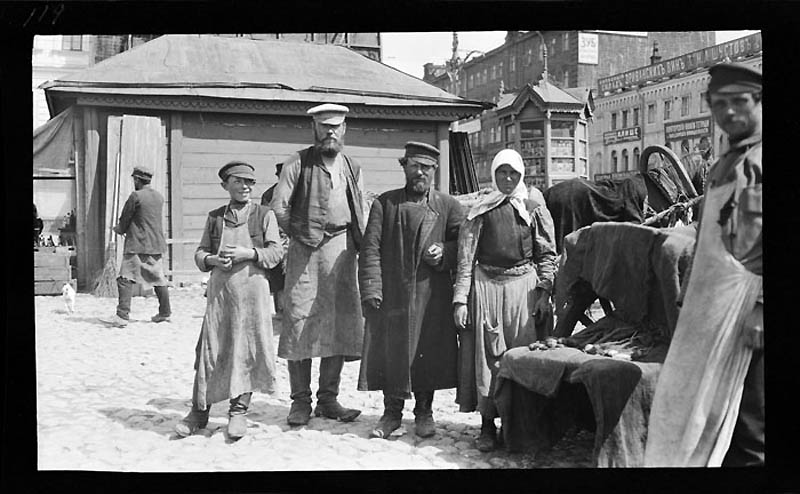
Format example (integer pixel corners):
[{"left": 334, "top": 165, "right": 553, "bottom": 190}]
[
  {"left": 413, "top": 391, "right": 436, "bottom": 438},
  {"left": 227, "top": 392, "right": 251, "bottom": 439},
  {"left": 475, "top": 416, "right": 498, "bottom": 452},
  {"left": 287, "top": 359, "right": 312, "bottom": 426},
  {"left": 314, "top": 356, "right": 360, "bottom": 422},
  {"left": 370, "top": 394, "right": 404, "bottom": 439},
  {"left": 175, "top": 407, "right": 209, "bottom": 437}
]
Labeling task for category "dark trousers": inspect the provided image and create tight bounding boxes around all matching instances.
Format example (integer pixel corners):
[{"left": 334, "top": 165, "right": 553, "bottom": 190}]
[
  {"left": 383, "top": 390, "right": 434, "bottom": 419},
  {"left": 723, "top": 350, "right": 765, "bottom": 466},
  {"left": 288, "top": 356, "right": 346, "bottom": 405},
  {"left": 116, "top": 277, "right": 171, "bottom": 319}
]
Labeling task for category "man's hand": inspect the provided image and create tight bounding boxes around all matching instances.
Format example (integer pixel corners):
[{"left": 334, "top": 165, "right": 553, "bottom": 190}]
[
  {"left": 422, "top": 243, "right": 443, "bottom": 266},
  {"left": 362, "top": 297, "right": 382, "bottom": 313},
  {"left": 219, "top": 244, "right": 257, "bottom": 264},
  {"left": 206, "top": 254, "right": 233, "bottom": 272},
  {"left": 742, "top": 303, "right": 763, "bottom": 350},
  {"left": 112, "top": 225, "right": 123, "bottom": 235},
  {"left": 453, "top": 302, "right": 468, "bottom": 330},
  {"left": 532, "top": 288, "right": 552, "bottom": 323}
]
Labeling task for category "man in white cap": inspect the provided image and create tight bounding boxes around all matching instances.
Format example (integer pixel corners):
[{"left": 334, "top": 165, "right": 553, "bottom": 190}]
[{"left": 270, "top": 103, "right": 366, "bottom": 426}]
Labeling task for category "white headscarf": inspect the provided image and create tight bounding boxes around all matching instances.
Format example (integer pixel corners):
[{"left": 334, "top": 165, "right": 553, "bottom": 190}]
[{"left": 466, "top": 148, "right": 532, "bottom": 225}]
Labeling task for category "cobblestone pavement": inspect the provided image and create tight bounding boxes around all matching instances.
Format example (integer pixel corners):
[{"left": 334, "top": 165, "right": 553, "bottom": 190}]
[{"left": 35, "top": 286, "right": 594, "bottom": 471}]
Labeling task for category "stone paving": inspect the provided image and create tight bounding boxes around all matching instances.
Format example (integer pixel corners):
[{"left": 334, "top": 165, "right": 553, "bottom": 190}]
[{"left": 35, "top": 286, "right": 594, "bottom": 471}]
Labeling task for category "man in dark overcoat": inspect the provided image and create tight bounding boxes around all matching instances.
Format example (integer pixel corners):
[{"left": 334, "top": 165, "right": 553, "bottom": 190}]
[{"left": 358, "top": 142, "right": 465, "bottom": 439}]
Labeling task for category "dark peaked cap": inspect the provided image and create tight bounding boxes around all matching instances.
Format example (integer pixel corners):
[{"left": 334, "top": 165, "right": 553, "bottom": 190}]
[
  {"left": 132, "top": 165, "right": 154, "bottom": 179},
  {"left": 708, "top": 62, "right": 762, "bottom": 94},
  {"left": 218, "top": 161, "right": 256, "bottom": 181},
  {"left": 401, "top": 141, "right": 440, "bottom": 166}
]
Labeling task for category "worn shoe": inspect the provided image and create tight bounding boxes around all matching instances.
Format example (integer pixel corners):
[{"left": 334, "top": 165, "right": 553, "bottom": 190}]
[
  {"left": 369, "top": 414, "right": 403, "bottom": 439},
  {"left": 103, "top": 314, "right": 129, "bottom": 328},
  {"left": 414, "top": 414, "right": 436, "bottom": 438},
  {"left": 227, "top": 414, "right": 248, "bottom": 439},
  {"left": 287, "top": 401, "right": 312, "bottom": 426},
  {"left": 151, "top": 314, "right": 171, "bottom": 323},
  {"left": 475, "top": 422, "right": 498, "bottom": 452},
  {"left": 175, "top": 409, "right": 209, "bottom": 437},
  {"left": 314, "top": 401, "right": 361, "bottom": 422}
]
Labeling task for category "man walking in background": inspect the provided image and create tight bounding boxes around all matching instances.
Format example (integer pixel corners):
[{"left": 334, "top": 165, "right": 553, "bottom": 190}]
[{"left": 106, "top": 165, "right": 171, "bottom": 327}]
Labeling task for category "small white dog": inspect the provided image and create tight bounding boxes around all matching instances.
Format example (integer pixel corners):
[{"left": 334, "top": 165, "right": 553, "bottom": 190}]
[{"left": 61, "top": 282, "right": 76, "bottom": 314}]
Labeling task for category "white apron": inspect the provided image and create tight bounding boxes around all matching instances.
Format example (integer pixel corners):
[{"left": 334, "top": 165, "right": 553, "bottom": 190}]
[{"left": 644, "top": 179, "right": 762, "bottom": 467}]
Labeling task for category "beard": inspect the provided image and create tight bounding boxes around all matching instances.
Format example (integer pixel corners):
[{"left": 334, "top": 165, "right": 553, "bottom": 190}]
[
  {"left": 315, "top": 134, "right": 344, "bottom": 157},
  {"left": 406, "top": 178, "right": 430, "bottom": 196}
]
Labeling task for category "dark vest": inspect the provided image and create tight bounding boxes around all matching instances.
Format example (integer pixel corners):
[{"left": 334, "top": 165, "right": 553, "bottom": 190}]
[
  {"left": 205, "top": 203, "right": 268, "bottom": 254},
  {"left": 289, "top": 146, "right": 364, "bottom": 250}
]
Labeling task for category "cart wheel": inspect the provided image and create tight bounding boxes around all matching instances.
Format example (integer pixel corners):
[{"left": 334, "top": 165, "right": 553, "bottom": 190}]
[{"left": 639, "top": 145, "right": 699, "bottom": 198}]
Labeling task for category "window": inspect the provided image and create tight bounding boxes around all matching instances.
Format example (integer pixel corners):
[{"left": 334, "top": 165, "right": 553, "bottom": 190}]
[
  {"left": 622, "top": 110, "right": 629, "bottom": 128},
  {"left": 527, "top": 47, "right": 533, "bottom": 65},
  {"left": 622, "top": 149, "right": 629, "bottom": 170},
  {"left": 611, "top": 112, "right": 617, "bottom": 131},
  {"left": 681, "top": 95, "right": 691, "bottom": 117},
  {"left": 647, "top": 104, "right": 656, "bottom": 124},
  {"left": 664, "top": 100, "right": 672, "bottom": 121},
  {"left": 490, "top": 127, "right": 496, "bottom": 143},
  {"left": 62, "top": 35, "right": 82, "bottom": 51},
  {"left": 633, "top": 108, "right": 640, "bottom": 126},
  {"left": 563, "top": 69, "right": 569, "bottom": 87},
  {"left": 468, "top": 74, "right": 473, "bottom": 89},
  {"left": 633, "top": 147, "right": 640, "bottom": 169},
  {"left": 483, "top": 68, "right": 488, "bottom": 84},
  {"left": 700, "top": 91, "right": 709, "bottom": 113},
  {"left": 510, "top": 56, "right": 516, "bottom": 72},
  {"left": 611, "top": 150, "right": 618, "bottom": 172},
  {"left": 563, "top": 32, "right": 569, "bottom": 51},
  {"left": 505, "top": 123, "right": 516, "bottom": 142}
]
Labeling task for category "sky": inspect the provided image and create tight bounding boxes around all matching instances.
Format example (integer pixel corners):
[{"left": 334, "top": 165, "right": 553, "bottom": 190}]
[{"left": 381, "top": 31, "right": 760, "bottom": 80}]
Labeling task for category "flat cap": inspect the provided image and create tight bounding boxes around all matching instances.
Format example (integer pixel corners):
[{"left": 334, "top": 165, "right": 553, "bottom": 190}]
[
  {"left": 708, "top": 62, "right": 762, "bottom": 94},
  {"left": 400, "top": 141, "right": 440, "bottom": 167},
  {"left": 218, "top": 161, "right": 256, "bottom": 181},
  {"left": 307, "top": 103, "right": 349, "bottom": 125},
  {"left": 131, "top": 165, "right": 154, "bottom": 179}
]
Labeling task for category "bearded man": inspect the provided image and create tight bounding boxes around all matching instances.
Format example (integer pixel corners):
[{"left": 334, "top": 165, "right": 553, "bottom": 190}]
[
  {"left": 270, "top": 103, "right": 366, "bottom": 426},
  {"left": 357, "top": 142, "right": 464, "bottom": 439}
]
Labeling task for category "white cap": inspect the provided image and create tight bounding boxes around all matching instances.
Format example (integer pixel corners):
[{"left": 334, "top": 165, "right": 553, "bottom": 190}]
[{"left": 307, "top": 103, "right": 349, "bottom": 125}]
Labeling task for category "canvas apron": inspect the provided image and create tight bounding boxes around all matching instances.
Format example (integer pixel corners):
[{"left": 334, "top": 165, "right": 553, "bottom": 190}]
[
  {"left": 644, "top": 179, "right": 762, "bottom": 467},
  {"left": 194, "top": 220, "right": 276, "bottom": 410}
]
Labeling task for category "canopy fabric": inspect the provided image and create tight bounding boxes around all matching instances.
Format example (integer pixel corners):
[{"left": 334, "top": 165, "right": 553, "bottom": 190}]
[{"left": 33, "top": 106, "right": 74, "bottom": 176}]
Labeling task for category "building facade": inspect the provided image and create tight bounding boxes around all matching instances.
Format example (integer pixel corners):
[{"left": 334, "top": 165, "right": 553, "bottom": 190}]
[
  {"left": 424, "top": 31, "right": 716, "bottom": 100},
  {"left": 590, "top": 32, "right": 762, "bottom": 179}
]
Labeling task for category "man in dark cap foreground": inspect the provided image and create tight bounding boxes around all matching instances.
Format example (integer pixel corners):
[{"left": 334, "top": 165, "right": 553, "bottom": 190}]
[
  {"left": 645, "top": 62, "right": 763, "bottom": 466},
  {"left": 175, "top": 161, "right": 284, "bottom": 440},
  {"left": 357, "top": 142, "right": 464, "bottom": 439},
  {"left": 106, "top": 165, "right": 171, "bottom": 327},
  {"left": 270, "top": 103, "right": 367, "bottom": 426}
]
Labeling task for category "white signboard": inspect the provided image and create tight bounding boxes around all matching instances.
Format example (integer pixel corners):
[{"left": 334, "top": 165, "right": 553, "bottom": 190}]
[{"left": 578, "top": 32, "right": 599, "bottom": 65}]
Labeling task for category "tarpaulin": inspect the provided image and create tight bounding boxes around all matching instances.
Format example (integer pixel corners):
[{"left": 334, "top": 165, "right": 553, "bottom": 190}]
[{"left": 33, "top": 106, "right": 74, "bottom": 176}]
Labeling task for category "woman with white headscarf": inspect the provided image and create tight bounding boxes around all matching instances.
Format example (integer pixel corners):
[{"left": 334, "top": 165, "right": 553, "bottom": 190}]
[{"left": 453, "top": 148, "right": 558, "bottom": 452}]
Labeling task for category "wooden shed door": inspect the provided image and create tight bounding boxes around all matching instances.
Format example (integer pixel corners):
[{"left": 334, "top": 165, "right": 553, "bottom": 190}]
[{"left": 106, "top": 115, "right": 170, "bottom": 286}]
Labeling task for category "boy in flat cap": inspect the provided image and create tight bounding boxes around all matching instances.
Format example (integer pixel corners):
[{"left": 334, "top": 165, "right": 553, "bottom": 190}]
[
  {"left": 106, "top": 165, "right": 171, "bottom": 327},
  {"left": 357, "top": 142, "right": 464, "bottom": 439},
  {"left": 270, "top": 103, "right": 367, "bottom": 426},
  {"left": 646, "top": 62, "right": 763, "bottom": 466},
  {"left": 175, "top": 161, "right": 284, "bottom": 440}
]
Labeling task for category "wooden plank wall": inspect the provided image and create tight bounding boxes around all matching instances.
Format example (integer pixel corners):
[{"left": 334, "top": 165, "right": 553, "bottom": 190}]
[{"left": 173, "top": 111, "right": 439, "bottom": 282}]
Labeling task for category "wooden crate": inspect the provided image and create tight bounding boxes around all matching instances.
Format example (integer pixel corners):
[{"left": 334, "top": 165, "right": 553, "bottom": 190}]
[
  {"left": 35, "top": 279, "right": 76, "bottom": 296},
  {"left": 34, "top": 252, "right": 73, "bottom": 295},
  {"left": 34, "top": 251, "right": 70, "bottom": 268}
]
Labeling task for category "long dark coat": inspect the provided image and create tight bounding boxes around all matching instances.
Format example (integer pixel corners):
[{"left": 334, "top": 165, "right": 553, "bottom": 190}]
[{"left": 357, "top": 188, "right": 464, "bottom": 398}]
